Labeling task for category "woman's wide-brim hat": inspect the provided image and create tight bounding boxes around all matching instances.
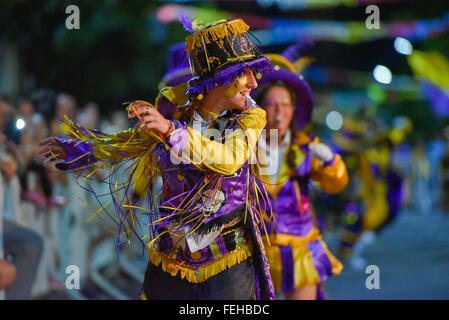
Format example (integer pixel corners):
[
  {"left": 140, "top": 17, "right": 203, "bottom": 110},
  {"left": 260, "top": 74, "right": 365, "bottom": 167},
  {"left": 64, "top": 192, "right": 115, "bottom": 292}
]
[
  {"left": 161, "top": 42, "right": 192, "bottom": 88},
  {"left": 182, "top": 18, "right": 274, "bottom": 99},
  {"left": 158, "top": 43, "right": 192, "bottom": 119},
  {"left": 251, "top": 51, "right": 314, "bottom": 130}
]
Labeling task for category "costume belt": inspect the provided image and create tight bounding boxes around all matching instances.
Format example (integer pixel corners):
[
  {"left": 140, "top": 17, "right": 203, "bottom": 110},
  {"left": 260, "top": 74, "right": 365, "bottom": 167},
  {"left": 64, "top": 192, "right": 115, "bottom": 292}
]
[{"left": 148, "top": 224, "right": 252, "bottom": 283}]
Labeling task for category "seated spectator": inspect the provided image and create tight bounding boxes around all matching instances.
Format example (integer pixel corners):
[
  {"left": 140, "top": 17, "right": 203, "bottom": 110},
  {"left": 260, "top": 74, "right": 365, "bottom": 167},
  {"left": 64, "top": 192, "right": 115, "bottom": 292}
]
[{"left": 2, "top": 220, "right": 43, "bottom": 299}]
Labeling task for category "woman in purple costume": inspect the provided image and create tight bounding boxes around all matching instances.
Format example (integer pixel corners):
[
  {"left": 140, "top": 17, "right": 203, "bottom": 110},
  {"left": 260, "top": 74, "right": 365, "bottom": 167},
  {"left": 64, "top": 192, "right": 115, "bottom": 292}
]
[{"left": 253, "top": 45, "right": 348, "bottom": 300}]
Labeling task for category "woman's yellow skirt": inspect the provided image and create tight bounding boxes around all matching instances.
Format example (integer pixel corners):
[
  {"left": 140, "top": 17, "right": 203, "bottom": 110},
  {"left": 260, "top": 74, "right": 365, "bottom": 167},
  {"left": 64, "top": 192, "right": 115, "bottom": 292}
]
[{"left": 264, "top": 227, "right": 343, "bottom": 292}]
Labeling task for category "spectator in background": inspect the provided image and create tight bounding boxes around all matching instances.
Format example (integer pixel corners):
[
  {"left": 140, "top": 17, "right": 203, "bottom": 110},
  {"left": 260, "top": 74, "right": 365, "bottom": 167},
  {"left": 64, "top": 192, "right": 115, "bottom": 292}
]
[
  {"left": 31, "top": 89, "right": 56, "bottom": 123},
  {"left": 1, "top": 95, "right": 44, "bottom": 299},
  {"left": 1, "top": 97, "right": 18, "bottom": 293},
  {"left": 51, "top": 93, "right": 76, "bottom": 136},
  {"left": 0, "top": 134, "right": 17, "bottom": 183},
  {"left": 17, "top": 96, "right": 60, "bottom": 208},
  {"left": 0, "top": 102, "right": 17, "bottom": 184},
  {"left": 48, "top": 93, "right": 77, "bottom": 189},
  {"left": 2, "top": 220, "right": 44, "bottom": 299},
  {"left": 109, "top": 110, "right": 128, "bottom": 133},
  {"left": 0, "top": 259, "right": 16, "bottom": 290},
  {"left": 48, "top": 93, "right": 85, "bottom": 284},
  {"left": 0, "top": 95, "right": 13, "bottom": 121},
  {"left": 78, "top": 102, "right": 100, "bottom": 130}
]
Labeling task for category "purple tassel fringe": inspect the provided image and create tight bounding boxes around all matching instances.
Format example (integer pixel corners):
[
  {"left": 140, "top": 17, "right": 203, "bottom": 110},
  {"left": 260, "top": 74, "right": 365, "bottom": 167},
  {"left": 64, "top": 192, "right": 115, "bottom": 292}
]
[
  {"left": 179, "top": 11, "right": 195, "bottom": 33},
  {"left": 186, "top": 57, "right": 274, "bottom": 98}
]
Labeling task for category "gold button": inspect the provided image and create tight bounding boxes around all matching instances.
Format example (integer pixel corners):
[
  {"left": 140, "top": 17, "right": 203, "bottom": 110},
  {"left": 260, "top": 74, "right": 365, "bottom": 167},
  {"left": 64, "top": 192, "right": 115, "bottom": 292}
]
[
  {"left": 177, "top": 174, "right": 184, "bottom": 181},
  {"left": 190, "top": 251, "right": 201, "bottom": 260},
  {"left": 230, "top": 187, "right": 235, "bottom": 193}
]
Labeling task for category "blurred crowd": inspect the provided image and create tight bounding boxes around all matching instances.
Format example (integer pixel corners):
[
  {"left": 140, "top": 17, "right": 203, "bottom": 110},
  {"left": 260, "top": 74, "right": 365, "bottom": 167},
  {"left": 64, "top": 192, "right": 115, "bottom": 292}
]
[{"left": 0, "top": 90, "right": 146, "bottom": 300}]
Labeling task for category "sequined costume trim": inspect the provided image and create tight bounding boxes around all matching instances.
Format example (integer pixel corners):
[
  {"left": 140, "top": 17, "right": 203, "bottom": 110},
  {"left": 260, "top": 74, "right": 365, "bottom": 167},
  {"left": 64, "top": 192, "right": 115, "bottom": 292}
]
[{"left": 148, "top": 228, "right": 252, "bottom": 284}]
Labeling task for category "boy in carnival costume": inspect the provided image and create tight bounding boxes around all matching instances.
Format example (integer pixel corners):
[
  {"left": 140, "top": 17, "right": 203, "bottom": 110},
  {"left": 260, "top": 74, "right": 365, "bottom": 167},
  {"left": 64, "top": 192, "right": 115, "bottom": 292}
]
[{"left": 40, "top": 17, "right": 276, "bottom": 300}]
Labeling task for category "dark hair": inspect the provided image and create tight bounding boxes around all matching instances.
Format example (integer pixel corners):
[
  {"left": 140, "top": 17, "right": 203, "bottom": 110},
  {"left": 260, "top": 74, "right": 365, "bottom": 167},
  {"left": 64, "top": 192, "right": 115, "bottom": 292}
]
[
  {"left": 31, "top": 89, "right": 56, "bottom": 120},
  {"left": 16, "top": 95, "right": 32, "bottom": 107},
  {"left": 0, "top": 94, "right": 12, "bottom": 104},
  {"left": 254, "top": 81, "right": 297, "bottom": 108}
]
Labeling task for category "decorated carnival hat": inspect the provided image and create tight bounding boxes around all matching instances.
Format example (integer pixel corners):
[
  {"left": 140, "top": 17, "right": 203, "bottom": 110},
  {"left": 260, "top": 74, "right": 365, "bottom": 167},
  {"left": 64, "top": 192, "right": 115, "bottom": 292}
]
[
  {"left": 158, "top": 43, "right": 192, "bottom": 119},
  {"left": 181, "top": 17, "right": 274, "bottom": 99},
  {"left": 251, "top": 42, "right": 315, "bottom": 130}
]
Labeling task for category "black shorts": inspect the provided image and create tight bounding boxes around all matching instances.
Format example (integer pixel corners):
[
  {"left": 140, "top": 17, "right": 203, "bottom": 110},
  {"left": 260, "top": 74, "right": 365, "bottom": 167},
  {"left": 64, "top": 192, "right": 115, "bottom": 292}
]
[{"left": 142, "top": 258, "right": 256, "bottom": 300}]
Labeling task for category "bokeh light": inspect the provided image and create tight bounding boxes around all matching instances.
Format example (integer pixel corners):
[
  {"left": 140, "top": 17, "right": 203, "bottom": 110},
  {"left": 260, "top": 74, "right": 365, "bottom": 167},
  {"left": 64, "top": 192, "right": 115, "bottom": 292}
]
[
  {"left": 16, "top": 118, "right": 26, "bottom": 130},
  {"left": 373, "top": 65, "right": 392, "bottom": 84},
  {"left": 156, "top": 5, "right": 179, "bottom": 23},
  {"left": 394, "top": 37, "right": 413, "bottom": 55},
  {"left": 326, "top": 110, "right": 343, "bottom": 131},
  {"left": 367, "top": 83, "right": 387, "bottom": 103}
]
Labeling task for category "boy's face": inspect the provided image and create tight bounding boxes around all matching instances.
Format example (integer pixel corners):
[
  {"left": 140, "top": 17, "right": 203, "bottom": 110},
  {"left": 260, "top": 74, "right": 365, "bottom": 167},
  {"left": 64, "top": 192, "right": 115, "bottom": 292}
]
[{"left": 222, "top": 68, "right": 258, "bottom": 110}]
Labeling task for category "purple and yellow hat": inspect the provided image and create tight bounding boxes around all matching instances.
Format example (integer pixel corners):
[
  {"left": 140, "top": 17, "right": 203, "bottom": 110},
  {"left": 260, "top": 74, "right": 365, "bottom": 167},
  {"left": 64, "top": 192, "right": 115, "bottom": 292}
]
[
  {"left": 251, "top": 43, "right": 315, "bottom": 130},
  {"left": 160, "top": 42, "right": 192, "bottom": 88},
  {"left": 182, "top": 18, "right": 274, "bottom": 100}
]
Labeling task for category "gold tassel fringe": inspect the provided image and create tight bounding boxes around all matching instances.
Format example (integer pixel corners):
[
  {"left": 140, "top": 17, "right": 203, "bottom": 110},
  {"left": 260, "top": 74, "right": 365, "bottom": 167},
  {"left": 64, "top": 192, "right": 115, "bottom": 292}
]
[
  {"left": 186, "top": 18, "right": 249, "bottom": 53},
  {"left": 148, "top": 246, "right": 251, "bottom": 284}
]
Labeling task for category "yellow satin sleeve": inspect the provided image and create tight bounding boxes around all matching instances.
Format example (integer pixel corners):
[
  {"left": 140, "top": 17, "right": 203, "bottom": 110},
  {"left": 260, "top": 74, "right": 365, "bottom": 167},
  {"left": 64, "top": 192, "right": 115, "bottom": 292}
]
[
  {"left": 175, "top": 107, "right": 267, "bottom": 176},
  {"left": 311, "top": 154, "right": 349, "bottom": 194}
]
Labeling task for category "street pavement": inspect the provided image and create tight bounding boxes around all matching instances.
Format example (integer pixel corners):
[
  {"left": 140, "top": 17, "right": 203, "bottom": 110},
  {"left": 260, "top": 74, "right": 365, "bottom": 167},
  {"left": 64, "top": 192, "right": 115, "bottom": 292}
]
[{"left": 323, "top": 208, "right": 449, "bottom": 299}]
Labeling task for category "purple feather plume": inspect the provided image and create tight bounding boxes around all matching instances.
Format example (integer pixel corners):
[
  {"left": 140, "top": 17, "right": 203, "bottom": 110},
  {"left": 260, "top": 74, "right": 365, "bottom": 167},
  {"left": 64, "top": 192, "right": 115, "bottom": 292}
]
[
  {"left": 282, "top": 40, "right": 314, "bottom": 63},
  {"left": 179, "top": 11, "right": 195, "bottom": 33},
  {"left": 186, "top": 57, "right": 274, "bottom": 98}
]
